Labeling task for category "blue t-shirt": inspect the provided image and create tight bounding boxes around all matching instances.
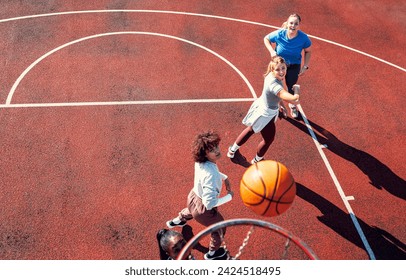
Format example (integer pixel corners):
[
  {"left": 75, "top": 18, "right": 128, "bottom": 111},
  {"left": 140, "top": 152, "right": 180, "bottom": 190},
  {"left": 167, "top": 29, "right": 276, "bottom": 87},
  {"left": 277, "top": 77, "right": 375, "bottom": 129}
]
[{"left": 266, "top": 29, "right": 311, "bottom": 65}]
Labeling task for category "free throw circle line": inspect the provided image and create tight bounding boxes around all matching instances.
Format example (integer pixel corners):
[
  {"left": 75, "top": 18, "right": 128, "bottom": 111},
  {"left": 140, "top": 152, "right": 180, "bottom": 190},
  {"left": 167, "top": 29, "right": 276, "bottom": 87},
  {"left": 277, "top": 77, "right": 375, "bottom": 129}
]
[{"left": 6, "top": 31, "right": 257, "bottom": 105}]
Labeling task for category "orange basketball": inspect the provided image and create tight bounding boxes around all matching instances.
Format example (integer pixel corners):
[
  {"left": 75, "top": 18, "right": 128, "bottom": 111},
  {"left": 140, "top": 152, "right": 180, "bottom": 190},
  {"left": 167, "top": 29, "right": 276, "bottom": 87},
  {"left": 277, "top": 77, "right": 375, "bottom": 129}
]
[{"left": 240, "top": 160, "right": 296, "bottom": 217}]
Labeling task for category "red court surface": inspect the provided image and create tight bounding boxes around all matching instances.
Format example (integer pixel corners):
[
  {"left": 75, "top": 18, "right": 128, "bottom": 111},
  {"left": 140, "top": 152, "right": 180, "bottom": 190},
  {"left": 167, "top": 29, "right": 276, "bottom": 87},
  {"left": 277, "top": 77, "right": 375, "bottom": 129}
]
[{"left": 0, "top": 1, "right": 405, "bottom": 261}]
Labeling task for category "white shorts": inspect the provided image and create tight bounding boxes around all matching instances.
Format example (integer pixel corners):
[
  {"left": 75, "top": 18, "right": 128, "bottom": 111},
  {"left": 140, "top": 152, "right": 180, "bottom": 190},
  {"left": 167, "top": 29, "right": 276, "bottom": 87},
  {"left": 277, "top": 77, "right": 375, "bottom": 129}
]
[{"left": 242, "top": 100, "right": 279, "bottom": 133}]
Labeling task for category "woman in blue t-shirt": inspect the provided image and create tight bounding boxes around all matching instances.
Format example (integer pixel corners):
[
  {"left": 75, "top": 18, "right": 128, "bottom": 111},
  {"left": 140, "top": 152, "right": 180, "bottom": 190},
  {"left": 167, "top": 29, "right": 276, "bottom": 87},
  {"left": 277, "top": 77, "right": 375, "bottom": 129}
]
[{"left": 264, "top": 13, "right": 312, "bottom": 119}]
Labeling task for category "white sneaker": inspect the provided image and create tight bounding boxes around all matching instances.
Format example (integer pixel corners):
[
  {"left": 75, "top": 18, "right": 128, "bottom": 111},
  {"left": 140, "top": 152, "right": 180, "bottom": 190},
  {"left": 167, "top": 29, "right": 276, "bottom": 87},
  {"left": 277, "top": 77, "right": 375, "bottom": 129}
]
[
  {"left": 251, "top": 157, "right": 264, "bottom": 164},
  {"left": 227, "top": 146, "right": 235, "bottom": 158}
]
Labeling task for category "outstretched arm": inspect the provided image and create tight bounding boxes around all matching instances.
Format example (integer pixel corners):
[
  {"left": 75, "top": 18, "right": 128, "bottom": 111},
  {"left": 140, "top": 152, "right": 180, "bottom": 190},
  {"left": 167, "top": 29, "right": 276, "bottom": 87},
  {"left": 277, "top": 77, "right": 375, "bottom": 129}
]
[{"left": 278, "top": 85, "right": 300, "bottom": 104}]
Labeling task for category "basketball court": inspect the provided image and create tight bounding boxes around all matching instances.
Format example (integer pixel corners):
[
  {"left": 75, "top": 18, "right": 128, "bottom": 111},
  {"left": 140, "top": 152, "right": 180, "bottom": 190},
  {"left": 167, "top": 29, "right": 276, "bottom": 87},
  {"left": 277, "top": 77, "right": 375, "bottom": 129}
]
[{"left": 0, "top": 0, "right": 405, "bottom": 262}]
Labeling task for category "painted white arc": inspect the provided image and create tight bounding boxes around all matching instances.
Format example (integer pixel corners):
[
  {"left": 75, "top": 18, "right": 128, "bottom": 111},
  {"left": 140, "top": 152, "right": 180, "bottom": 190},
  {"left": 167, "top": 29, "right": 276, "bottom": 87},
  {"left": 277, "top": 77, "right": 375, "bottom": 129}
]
[
  {"left": 6, "top": 31, "right": 257, "bottom": 105},
  {"left": 0, "top": 9, "right": 381, "bottom": 260}
]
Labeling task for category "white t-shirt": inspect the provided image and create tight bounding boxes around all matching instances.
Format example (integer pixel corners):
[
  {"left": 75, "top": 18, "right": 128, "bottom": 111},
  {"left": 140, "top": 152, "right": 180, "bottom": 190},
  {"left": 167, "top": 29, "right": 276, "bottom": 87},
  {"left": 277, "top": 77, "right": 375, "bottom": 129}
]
[
  {"left": 260, "top": 74, "right": 284, "bottom": 110},
  {"left": 192, "top": 161, "right": 228, "bottom": 210}
]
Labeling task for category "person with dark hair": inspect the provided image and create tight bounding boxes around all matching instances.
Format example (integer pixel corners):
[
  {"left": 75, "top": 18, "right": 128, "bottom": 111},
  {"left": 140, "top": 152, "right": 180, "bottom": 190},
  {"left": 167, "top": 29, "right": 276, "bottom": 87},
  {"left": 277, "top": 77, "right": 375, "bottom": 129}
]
[
  {"left": 227, "top": 56, "right": 300, "bottom": 164},
  {"left": 264, "top": 13, "right": 311, "bottom": 118},
  {"left": 156, "top": 229, "right": 189, "bottom": 260},
  {"left": 166, "top": 131, "right": 233, "bottom": 260}
]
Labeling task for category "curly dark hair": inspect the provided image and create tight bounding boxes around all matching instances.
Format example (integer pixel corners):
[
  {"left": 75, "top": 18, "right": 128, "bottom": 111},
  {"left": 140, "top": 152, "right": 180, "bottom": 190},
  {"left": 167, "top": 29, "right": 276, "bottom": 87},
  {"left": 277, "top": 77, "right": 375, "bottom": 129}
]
[{"left": 192, "top": 130, "right": 221, "bottom": 163}]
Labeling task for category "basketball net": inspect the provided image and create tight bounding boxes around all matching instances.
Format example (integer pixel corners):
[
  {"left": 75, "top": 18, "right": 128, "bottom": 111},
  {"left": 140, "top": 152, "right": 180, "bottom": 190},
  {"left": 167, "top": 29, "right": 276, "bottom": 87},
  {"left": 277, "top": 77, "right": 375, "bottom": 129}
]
[{"left": 177, "top": 218, "right": 318, "bottom": 260}]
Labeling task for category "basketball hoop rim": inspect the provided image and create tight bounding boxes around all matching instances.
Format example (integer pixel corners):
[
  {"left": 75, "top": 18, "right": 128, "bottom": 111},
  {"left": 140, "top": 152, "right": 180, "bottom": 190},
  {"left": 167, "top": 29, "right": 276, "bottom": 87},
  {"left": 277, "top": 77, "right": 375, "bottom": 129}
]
[{"left": 177, "top": 218, "right": 318, "bottom": 260}]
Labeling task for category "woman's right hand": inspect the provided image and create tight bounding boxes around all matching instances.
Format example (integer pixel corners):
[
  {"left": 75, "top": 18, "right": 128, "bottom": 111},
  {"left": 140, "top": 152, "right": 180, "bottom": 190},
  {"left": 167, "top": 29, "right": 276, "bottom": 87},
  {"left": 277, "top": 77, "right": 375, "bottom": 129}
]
[{"left": 293, "top": 94, "right": 300, "bottom": 104}]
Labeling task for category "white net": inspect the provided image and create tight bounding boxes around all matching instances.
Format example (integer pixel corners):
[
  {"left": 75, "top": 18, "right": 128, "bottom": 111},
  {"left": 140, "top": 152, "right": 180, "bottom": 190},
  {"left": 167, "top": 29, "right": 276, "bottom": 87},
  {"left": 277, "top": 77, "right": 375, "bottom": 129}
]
[{"left": 177, "top": 218, "right": 318, "bottom": 260}]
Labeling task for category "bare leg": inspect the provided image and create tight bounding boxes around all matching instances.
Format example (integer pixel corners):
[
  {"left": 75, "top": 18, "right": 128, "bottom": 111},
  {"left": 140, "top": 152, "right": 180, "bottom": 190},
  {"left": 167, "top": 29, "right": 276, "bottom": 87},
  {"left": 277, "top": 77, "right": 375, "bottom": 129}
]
[{"left": 235, "top": 126, "right": 255, "bottom": 146}]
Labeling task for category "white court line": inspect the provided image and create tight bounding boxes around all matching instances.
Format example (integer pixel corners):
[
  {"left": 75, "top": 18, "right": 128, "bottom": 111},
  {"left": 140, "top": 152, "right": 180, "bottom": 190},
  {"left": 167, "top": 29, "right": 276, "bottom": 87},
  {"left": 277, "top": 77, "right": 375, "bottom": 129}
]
[
  {"left": 0, "top": 9, "right": 404, "bottom": 72},
  {"left": 0, "top": 98, "right": 255, "bottom": 108},
  {"left": 297, "top": 104, "right": 376, "bottom": 260},
  {"left": 0, "top": 9, "right": 382, "bottom": 259},
  {"left": 5, "top": 31, "right": 257, "bottom": 105}
]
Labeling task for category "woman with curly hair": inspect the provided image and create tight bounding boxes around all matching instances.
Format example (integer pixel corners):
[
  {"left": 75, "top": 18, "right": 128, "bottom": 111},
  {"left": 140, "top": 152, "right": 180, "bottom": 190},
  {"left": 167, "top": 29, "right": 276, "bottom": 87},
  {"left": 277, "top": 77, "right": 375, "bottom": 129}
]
[{"left": 166, "top": 130, "right": 233, "bottom": 260}]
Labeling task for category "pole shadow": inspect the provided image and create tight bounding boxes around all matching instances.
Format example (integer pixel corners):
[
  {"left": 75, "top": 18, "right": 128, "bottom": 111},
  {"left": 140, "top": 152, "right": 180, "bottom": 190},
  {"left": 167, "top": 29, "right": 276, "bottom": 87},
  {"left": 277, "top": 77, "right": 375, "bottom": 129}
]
[
  {"left": 286, "top": 118, "right": 406, "bottom": 200},
  {"left": 296, "top": 183, "right": 406, "bottom": 259}
]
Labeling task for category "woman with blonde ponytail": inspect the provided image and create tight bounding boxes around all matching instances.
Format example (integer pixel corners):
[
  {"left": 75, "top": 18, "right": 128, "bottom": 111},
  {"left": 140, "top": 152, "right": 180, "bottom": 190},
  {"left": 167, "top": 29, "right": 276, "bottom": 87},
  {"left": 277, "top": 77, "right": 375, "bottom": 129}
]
[{"left": 227, "top": 56, "right": 300, "bottom": 164}]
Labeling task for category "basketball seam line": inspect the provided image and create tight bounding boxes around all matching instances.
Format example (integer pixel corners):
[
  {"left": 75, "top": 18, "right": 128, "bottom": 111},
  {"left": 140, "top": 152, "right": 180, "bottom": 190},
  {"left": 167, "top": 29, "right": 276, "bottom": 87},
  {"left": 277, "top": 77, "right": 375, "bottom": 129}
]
[
  {"left": 275, "top": 179, "right": 296, "bottom": 213},
  {"left": 240, "top": 179, "right": 266, "bottom": 205},
  {"left": 241, "top": 165, "right": 294, "bottom": 207},
  {"left": 261, "top": 162, "right": 279, "bottom": 215},
  {"left": 241, "top": 180, "right": 293, "bottom": 205}
]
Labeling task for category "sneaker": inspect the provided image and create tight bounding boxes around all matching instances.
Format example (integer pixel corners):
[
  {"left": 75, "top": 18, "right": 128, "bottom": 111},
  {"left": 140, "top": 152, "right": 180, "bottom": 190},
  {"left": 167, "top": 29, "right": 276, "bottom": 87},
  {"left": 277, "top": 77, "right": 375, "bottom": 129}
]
[
  {"left": 289, "top": 104, "right": 298, "bottom": 119},
  {"left": 251, "top": 157, "right": 264, "bottom": 164},
  {"left": 166, "top": 219, "right": 187, "bottom": 228},
  {"left": 204, "top": 247, "right": 228, "bottom": 260},
  {"left": 227, "top": 146, "right": 235, "bottom": 158}
]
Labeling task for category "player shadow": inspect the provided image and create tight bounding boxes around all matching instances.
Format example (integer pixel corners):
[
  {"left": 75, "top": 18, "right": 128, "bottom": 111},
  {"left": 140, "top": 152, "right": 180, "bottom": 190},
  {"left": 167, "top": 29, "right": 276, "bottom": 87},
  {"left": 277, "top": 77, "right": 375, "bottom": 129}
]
[
  {"left": 286, "top": 118, "right": 406, "bottom": 200},
  {"left": 181, "top": 225, "right": 208, "bottom": 254},
  {"left": 230, "top": 149, "right": 251, "bottom": 168},
  {"left": 296, "top": 183, "right": 406, "bottom": 259}
]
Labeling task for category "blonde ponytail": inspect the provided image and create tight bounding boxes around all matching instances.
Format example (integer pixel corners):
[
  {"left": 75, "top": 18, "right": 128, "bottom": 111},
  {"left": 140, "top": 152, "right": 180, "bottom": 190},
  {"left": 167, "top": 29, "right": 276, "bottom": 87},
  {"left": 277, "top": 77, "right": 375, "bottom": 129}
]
[{"left": 264, "top": 56, "right": 286, "bottom": 77}]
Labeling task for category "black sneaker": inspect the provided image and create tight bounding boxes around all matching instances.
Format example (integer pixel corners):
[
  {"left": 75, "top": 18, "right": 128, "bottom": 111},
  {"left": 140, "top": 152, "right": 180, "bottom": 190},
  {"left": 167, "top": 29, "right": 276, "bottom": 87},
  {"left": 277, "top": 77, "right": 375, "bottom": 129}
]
[
  {"left": 204, "top": 247, "right": 228, "bottom": 260},
  {"left": 166, "top": 219, "right": 187, "bottom": 228}
]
